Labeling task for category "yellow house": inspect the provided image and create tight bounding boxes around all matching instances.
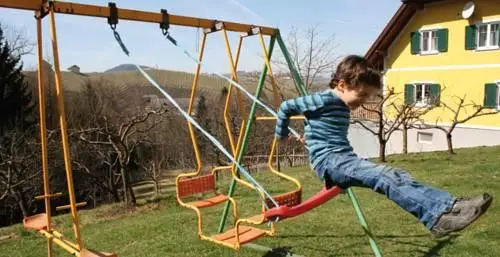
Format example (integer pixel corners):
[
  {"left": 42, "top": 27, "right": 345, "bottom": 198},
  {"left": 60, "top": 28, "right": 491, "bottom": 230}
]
[{"left": 365, "top": 0, "right": 500, "bottom": 152}]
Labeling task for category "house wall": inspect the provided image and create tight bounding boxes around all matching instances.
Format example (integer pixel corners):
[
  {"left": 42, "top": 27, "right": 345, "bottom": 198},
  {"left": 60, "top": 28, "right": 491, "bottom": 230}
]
[{"left": 384, "top": 0, "right": 500, "bottom": 127}]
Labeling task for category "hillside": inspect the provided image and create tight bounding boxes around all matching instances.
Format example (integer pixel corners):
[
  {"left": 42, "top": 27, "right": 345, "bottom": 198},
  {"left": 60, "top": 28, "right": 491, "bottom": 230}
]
[
  {"left": 22, "top": 64, "right": 306, "bottom": 104},
  {"left": 104, "top": 64, "right": 152, "bottom": 73}
]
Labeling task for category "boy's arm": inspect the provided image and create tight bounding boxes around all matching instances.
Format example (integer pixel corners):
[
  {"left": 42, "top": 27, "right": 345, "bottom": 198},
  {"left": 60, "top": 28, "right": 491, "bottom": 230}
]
[{"left": 275, "top": 94, "right": 324, "bottom": 139}]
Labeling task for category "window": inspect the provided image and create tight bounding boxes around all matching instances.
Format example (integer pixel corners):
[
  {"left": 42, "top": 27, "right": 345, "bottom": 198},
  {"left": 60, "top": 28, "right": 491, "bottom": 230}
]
[
  {"left": 421, "top": 30, "right": 438, "bottom": 54},
  {"left": 405, "top": 83, "right": 441, "bottom": 107},
  {"left": 411, "top": 29, "right": 448, "bottom": 55},
  {"left": 467, "top": 23, "right": 500, "bottom": 50},
  {"left": 415, "top": 84, "right": 432, "bottom": 106},
  {"left": 417, "top": 132, "right": 433, "bottom": 144},
  {"left": 484, "top": 83, "right": 500, "bottom": 109}
]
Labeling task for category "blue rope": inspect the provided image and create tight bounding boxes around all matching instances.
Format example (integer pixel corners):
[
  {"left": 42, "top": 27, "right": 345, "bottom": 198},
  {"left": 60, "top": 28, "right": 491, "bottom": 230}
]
[
  {"left": 111, "top": 29, "right": 279, "bottom": 210},
  {"left": 164, "top": 33, "right": 302, "bottom": 139}
]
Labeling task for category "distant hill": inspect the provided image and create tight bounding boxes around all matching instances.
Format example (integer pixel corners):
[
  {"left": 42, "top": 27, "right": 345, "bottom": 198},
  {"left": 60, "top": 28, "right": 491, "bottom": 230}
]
[
  {"left": 105, "top": 64, "right": 152, "bottom": 73},
  {"left": 22, "top": 62, "right": 303, "bottom": 107}
]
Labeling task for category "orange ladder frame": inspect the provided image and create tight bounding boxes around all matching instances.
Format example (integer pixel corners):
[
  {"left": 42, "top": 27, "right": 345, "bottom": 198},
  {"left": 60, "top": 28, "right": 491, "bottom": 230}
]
[{"left": 21, "top": 3, "right": 116, "bottom": 257}]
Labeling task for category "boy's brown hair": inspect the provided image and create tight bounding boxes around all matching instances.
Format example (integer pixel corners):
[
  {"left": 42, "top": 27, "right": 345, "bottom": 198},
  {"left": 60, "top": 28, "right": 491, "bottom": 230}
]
[{"left": 329, "top": 55, "right": 382, "bottom": 89}]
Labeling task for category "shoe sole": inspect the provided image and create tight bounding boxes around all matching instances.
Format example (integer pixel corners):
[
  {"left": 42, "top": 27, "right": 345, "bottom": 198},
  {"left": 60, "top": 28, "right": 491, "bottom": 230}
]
[
  {"left": 432, "top": 193, "right": 493, "bottom": 238},
  {"left": 459, "top": 194, "right": 493, "bottom": 232}
]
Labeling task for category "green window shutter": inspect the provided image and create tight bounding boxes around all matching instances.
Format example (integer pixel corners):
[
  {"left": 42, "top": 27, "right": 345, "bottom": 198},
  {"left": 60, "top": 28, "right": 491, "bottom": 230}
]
[
  {"left": 405, "top": 84, "right": 415, "bottom": 105},
  {"left": 484, "top": 83, "right": 498, "bottom": 108},
  {"left": 437, "top": 29, "right": 449, "bottom": 52},
  {"left": 465, "top": 25, "right": 477, "bottom": 50},
  {"left": 411, "top": 32, "right": 421, "bottom": 55},
  {"left": 429, "top": 84, "right": 441, "bottom": 106},
  {"left": 497, "top": 26, "right": 500, "bottom": 47}
]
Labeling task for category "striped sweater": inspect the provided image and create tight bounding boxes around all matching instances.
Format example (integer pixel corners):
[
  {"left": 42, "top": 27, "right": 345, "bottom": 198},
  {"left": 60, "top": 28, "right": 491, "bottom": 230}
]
[{"left": 275, "top": 89, "right": 353, "bottom": 173}]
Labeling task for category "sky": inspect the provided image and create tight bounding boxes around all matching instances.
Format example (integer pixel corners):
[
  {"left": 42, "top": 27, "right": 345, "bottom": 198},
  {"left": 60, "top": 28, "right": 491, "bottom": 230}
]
[{"left": 0, "top": 0, "right": 401, "bottom": 74}]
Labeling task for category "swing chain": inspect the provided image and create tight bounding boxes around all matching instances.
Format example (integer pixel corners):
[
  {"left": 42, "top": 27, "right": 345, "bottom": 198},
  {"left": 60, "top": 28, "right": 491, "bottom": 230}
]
[
  {"left": 159, "top": 9, "right": 178, "bottom": 46},
  {"left": 107, "top": 2, "right": 118, "bottom": 31},
  {"left": 160, "top": 9, "right": 170, "bottom": 36},
  {"left": 34, "top": 0, "right": 50, "bottom": 20},
  {"left": 107, "top": 2, "right": 129, "bottom": 56}
]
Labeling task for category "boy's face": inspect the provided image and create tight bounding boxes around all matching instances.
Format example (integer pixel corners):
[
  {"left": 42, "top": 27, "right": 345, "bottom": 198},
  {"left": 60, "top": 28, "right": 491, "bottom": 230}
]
[{"left": 335, "top": 80, "right": 379, "bottom": 110}]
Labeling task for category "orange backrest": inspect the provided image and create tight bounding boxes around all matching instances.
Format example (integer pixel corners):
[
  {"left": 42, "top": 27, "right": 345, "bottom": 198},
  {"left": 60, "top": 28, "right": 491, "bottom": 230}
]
[
  {"left": 178, "top": 174, "right": 216, "bottom": 198},
  {"left": 266, "top": 189, "right": 302, "bottom": 208}
]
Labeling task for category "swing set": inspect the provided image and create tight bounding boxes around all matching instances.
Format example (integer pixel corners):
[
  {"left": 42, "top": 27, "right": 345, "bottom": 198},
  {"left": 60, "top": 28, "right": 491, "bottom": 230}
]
[{"left": 0, "top": 1, "right": 382, "bottom": 256}]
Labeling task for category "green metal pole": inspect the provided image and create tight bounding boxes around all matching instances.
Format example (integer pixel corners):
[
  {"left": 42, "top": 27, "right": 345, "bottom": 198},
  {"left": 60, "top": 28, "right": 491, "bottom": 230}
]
[
  {"left": 218, "top": 35, "right": 277, "bottom": 233},
  {"left": 279, "top": 31, "right": 383, "bottom": 256},
  {"left": 347, "top": 188, "right": 383, "bottom": 257}
]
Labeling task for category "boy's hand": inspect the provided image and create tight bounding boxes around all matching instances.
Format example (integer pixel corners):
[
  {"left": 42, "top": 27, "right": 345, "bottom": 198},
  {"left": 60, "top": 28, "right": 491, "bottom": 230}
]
[
  {"left": 278, "top": 133, "right": 292, "bottom": 144},
  {"left": 298, "top": 136, "right": 305, "bottom": 145}
]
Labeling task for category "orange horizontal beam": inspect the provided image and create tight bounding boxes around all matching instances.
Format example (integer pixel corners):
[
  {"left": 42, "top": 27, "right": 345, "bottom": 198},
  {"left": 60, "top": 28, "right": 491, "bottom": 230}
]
[
  {"left": 0, "top": 0, "right": 277, "bottom": 35},
  {"left": 56, "top": 202, "right": 87, "bottom": 212},
  {"left": 35, "top": 192, "right": 63, "bottom": 200}
]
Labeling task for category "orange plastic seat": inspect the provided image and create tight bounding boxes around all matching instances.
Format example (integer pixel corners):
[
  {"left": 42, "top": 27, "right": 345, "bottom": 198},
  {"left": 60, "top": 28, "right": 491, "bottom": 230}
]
[
  {"left": 178, "top": 173, "right": 230, "bottom": 209},
  {"left": 210, "top": 226, "right": 267, "bottom": 246},
  {"left": 188, "top": 194, "right": 228, "bottom": 208},
  {"left": 266, "top": 189, "right": 302, "bottom": 208},
  {"left": 178, "top": 174, "right": 217, "bottom": 198},
  {"left": 23, "top": 213, "right": 48, "bottom": 231}
]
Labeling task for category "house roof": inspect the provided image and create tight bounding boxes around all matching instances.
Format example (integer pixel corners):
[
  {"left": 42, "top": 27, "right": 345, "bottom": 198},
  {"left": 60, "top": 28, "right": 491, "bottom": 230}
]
[{"left": 365, "top": 0, "right": 447, "bottom": 69}]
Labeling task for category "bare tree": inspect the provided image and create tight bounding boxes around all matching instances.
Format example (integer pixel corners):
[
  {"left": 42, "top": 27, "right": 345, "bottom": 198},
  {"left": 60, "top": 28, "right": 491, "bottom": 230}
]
[
  {"left": 1, "top": 23, "right": 35, "bottom": 58},
  {"left": 415, "top": 95, "right": 498, "bottom": 155},
  {"left": 352, "top": 87, "right": 408, "bottom": 162},
  {"left": 65, "top": 78, "right": 166, "bottom": 205},
  {"left": 277, "top": 25, "right": 340, "bottom": 92},
  {"left": 0, "top": 131, "right": 40, "bottom": 217},
  {"left": 140, "top": 159, "right": 164, "bottom": 197},
  {"left": 395, "top": 105, "right": 433, "bottom": 154},
  {"left": 73, "top": 149, "right": 121, "bottom": 203},
  {"left": 77, "top": 107, "right": 167, "bottom": 205}
]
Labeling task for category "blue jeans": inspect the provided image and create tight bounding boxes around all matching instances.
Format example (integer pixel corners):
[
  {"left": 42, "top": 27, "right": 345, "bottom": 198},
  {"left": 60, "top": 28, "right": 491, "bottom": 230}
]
[{"left": 315, "top": 152, "right": 455, "bottom": 229}]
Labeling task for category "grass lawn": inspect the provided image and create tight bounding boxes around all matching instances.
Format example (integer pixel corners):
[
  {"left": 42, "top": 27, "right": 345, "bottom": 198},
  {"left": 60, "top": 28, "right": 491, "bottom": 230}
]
[{"left": 1, "top": 146, "right": 499, "bottom": 257}]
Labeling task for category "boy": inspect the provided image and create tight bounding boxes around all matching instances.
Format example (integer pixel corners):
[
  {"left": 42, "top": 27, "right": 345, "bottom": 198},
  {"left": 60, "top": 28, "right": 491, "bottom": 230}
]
[{"left": 275, "top": 55, "right": 492, "bottom": 238}]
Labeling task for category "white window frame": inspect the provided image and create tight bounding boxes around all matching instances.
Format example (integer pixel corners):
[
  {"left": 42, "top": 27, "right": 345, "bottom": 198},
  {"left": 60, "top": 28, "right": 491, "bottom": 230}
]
[
  {"left": 417, "top": 131, "right": 433, "bottom": 144},
  {"left": 419, "top": 29, "right": 439, "bottom": 55},
  {"left": 412, "top": 82, "right": 434, "bottom": 107},
  {"left": 476, "top": 22, "right": 500, "bottom": 51}
]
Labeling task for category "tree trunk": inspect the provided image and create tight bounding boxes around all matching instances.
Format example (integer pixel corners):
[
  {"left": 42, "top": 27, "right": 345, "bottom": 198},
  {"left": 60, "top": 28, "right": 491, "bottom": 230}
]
[
  {"left": 403, "top": 127, "right": 408, "bottom": 154},
  {"left": 446, "top": 132, "right": 455, "bottom": 155},
  {"left": 12, "top": 190, "right": 30, "bottom": 217},
  {"left": 109, "top": 178, "right": 120, "bottom": 203},
  {"left": 379, "top": 140, "right": 387, "bottom": 163},
  {"left": 120, "top": 167, "right": 136, "bottom": 205},
  {"left": 153, "top": 180, "right": 160, "bottom": 196}
]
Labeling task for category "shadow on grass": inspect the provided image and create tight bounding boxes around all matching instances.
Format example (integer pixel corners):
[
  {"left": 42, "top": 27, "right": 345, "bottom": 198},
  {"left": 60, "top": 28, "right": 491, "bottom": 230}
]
[
  {"left": 261, "top": 247, "right": 301, "bottom": 257},
  {"left": 279, "top": 233, "right": 429, "bottom": 239},
  {"left": 420, "top": 235, "right": 459, "bottom": 257},
  {"left": 275, "top": 233, "right": 458, "bottom": 257}
]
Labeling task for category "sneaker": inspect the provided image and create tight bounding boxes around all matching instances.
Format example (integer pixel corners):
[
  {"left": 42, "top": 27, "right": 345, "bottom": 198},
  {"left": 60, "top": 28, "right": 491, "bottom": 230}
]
[{"left": 431, "top": 193, "right": 493, "bottom": 238}]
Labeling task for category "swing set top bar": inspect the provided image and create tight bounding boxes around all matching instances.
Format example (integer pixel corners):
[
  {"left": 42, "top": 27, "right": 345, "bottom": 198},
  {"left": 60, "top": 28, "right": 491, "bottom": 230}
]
[{"left": 0, "top": 0, "right": 278, "bottom": 35}]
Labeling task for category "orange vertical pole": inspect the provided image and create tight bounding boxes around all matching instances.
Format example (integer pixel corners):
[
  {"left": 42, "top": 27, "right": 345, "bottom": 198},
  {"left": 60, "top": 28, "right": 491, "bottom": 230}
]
[
  {"left": 186, "top": 31, "right": 208, "bottom": 175},
  {"left": 220, "top": 31, "right": 255, "bottom": 189},
  {"left": 221, "top": 29, "right": 246, "bottom": 154},
  {"left": 48, "top": 6, "right": 83, "bottom": 250},
  {"left": 36, "top": 12, "right": 53, "bottom": 257}
]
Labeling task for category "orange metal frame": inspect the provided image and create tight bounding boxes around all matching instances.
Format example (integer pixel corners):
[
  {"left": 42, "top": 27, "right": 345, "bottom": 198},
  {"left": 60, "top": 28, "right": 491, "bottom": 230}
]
[
  {"left": 0, "top": 0, "right": 302, "bottom": 254},
  {"left": 20, "top": 4, "right": 116, "bottom": 257}
]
